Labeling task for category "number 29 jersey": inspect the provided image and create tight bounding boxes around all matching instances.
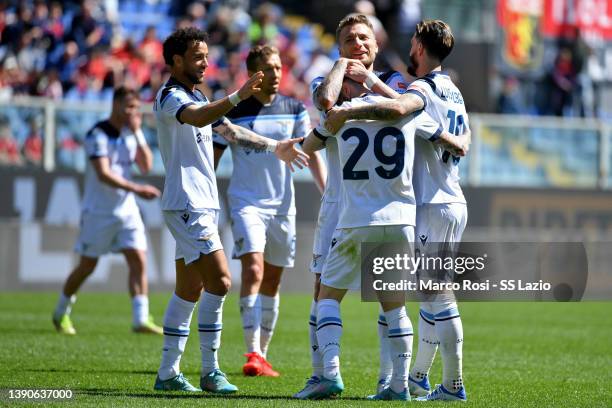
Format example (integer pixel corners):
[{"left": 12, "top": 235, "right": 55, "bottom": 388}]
[
  {"left": 407, "top": 71, "right": 468, "bottom": 205},
  {"left": 318, "top": 95, "right": 442, "bottom": 229}
]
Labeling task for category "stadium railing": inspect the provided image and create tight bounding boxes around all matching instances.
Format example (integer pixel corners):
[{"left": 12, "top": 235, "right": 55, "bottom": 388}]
[{"left": 1, "top": 97, "right": 611, "bottom": 189}]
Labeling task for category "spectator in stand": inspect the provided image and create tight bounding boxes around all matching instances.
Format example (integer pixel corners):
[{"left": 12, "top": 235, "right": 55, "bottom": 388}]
[
  {"left": 249, "top": 2, "right": 282, "bottom": 45},
  {"left": 67, "top": 0, "right": 110, "bottom": 53},
  {"left": 547, "top": 47, "right": 576, "bottom": 117},
  {"left": 47, "top": 40, "right": 83, "bottom": 88},
  {"left": 139, "top": 26, "right": 164, "bottom": 69},
  {"left": 23, "top": 116, "right": 43, "bottom": 166},
  {"left": 0, "top": 120, "right": 23, "bottom": 167},
  {"left": 496, "top": 76, "right": 525, "bottom": 114}
]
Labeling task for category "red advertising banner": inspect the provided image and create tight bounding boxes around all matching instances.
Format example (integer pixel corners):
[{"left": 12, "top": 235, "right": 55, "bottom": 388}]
[{"left": 541, "top": 0, "right": 612, "bottom": 40}]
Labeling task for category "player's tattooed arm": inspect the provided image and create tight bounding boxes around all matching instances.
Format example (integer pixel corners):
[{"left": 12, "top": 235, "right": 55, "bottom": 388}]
[
  {"left": 213, "top": 118, "right": 310, "bottom": 171},
  {"left": 213, "top": 118, "right": 271, "bottom": 151},
  {"left": 314, "top": 58, "right": 350, "bottom": 111},
  {"left": 324, "top": 93, "right": 425, "bottom": 134}
]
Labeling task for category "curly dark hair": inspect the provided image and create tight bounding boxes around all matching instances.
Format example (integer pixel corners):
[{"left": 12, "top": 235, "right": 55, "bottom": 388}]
[
  {"left": 162, "top": 27, "right": 209, "bottom": 66},
  {"left": 414, "top": 20, "right": 454, "bottom": 62}
]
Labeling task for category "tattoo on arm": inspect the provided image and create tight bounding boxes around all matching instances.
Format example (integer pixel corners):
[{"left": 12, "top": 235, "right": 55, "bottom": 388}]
[
  {"left": 314, "top": 60, "right": 347, "bottom": 110},
  {"left": 345, "top": 102, "right": 405, "bottom": 121},
  {"left": 213, "top": 120, "right": 269, "bottom": 151}
]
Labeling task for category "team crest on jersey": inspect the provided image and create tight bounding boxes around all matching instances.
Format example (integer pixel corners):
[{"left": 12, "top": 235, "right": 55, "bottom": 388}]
[
  {"left": 419, "top": 234, "right": 428, "bottom": 245},
  {"left": 235, "top": 237, "right": 244, "bottom": 251},
  {"left": 181, "top": 212, "right": 190, "bottom": 224},
  {"left": 330, "top": 238, "right": 338, "bottom": 248},
  {"left": 278, "top": 120, "right": 290, "bottom": 135}
]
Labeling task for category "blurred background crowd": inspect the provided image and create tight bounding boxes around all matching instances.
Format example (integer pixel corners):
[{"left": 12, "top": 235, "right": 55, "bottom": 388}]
[{"left": 0, "top": 0, "right": 611, "bottom": 184}]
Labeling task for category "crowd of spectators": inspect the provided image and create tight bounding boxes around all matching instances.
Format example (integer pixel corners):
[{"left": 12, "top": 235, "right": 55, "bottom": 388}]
[{"left": 0, "top": 0, "right": 419, "bottom": 170}]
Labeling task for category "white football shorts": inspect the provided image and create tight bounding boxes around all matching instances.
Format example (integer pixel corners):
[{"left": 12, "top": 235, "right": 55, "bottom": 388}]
[
  {"left": 322, "top": 224, "right": 415, "bottom": 291},
  {"left": 230, "top": 210, "right": 296, "bottom": 268},
  {"left": 163, "top": 208, "right": 223, "bottom": 265},
  {"left": 310, "top": 199, "right": 340, "bottom": 274},
  {"left": 74, "top": 210, "right": 147, "bottom": 258}
]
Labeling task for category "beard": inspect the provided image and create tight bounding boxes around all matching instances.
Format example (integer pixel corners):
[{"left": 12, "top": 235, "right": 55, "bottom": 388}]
[
  {"left": 185, "top": 69, "right": 203, "bottom": 85},
  {"left": 407, "top": 54, "right": 419, "bottom": 77}
]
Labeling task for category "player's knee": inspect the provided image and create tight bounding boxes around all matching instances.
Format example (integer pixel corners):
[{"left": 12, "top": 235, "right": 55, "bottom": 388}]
[
  {"left": 218, "top": 275, "right": 232, "bottom": 294},
  {"left": 76, "top": 258, "right": 97, "bottom": 276},
  {"left": 242, "top": 264, "right": 263, "bottom": 285}
]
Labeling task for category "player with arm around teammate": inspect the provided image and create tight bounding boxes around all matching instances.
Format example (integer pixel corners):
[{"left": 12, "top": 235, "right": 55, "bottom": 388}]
[
  {"left": 294, "top": 13, "right": 415, "bottom": 399},
  {"left": 297, "top": 77, "right": 464, "bottom": 401},
  {"left": 52, "top": 87, "right": 162, "bottom": 336},
  {"left": 212, "top": 44, "right": 326, "bottom": 377},
  {"left": 152, "top": 27, "right": 308, "bottom": 394},
  {"left": 323, "top": 20, "right": 470, "bottom": 402}
]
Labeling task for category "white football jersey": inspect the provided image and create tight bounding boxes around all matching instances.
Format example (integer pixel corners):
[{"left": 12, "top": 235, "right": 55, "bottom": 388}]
[
  {"left": 154, "top": 77, "right": 219, "bottom": 211},
  {"left": 407, "top": 71, "right": 468, "bottom": 205},
  {"left": 309, "top": 70, "right": 408, "bottom": 203},
  {"left": 82, "top": 120, "right": 139, "bottom": 216},
  {"left": 212, "top": 94, "right": 309, "bottom": 215},
  {"left": 317, "top": 95, "right": 441, "bottom": 228}
]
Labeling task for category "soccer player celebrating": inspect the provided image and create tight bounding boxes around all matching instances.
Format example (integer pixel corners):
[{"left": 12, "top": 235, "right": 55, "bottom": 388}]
[
  {"left": 152, "top": 28, "right": 308, "bottom": 394},
  {"left": 298, "top": 77, "right": 465, "bottom": 401},
  {"left": 294, "top": 13, "right": 410, "bottom": 399},
  {"left": 213, "top": 45, "right": 326, "bottom": 377},
  {"left": 52, "top": 87, "right": 162, "bottom": 336},
  {"left": 323, "top": 20, "right": 470, "bottom": 402}
]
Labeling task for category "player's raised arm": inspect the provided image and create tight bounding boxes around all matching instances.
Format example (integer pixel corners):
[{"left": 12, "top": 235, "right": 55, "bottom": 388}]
[
  {"left": 178, "top": 72, "right": 264, "bottom": 128},
  {"left": 130, "top": 112, "right": 154, "bottom": 174},
  {"left": 212, "top": 118, "right": 309, "bottom": 172},
  {"left": 313, "top": 58, "right": 349, "bottom": 111},
  {"left": 323, "top": 92, "right": 425, "bottom": 134}
]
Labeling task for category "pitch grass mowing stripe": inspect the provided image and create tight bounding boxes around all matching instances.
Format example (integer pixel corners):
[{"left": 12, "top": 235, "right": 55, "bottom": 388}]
[{"left": 0, "top": 293, "right": 610, "bottom": 407}]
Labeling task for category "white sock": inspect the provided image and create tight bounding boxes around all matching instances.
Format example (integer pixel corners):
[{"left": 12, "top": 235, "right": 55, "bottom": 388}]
[
  {"left": 240, "top": 294, "right": 261, "bottom": 354},
  {"left": 132, "top": 294, "right": 149, "bottom": 327},
  {"left": 260, "top": 293, "right": 279, "bottom": 358},
  {"left": 378, "top": 306, "right": 393, "bottom": 381},
  {"left": 158, "top": 294, "right": 195, "bottom": 381},
  {"left": 385, "top": 306, "right": 413, "bottom": 393},
  {"left": 316, "top": 299, "right": 342, "bottom": 380},
  {"left": 198, "top": 291, "right": 225, "bottom": 376},
  {"left": 433, "top": 302, "right": 464, "bottom": 392},
  {"left": 309, "top": 299, "right": 323, "bottom": 377},
  {"left": 54, "top": 293, "right": 76, "bottom": 318},
  {"left": 410, "top": 305, "right": 438, "bottom": 384}
]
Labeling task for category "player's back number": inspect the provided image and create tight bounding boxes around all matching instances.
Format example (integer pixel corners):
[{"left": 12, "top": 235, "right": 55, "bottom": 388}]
[{"left": 341, "top": 126, "right": 405, "bottom": 180}]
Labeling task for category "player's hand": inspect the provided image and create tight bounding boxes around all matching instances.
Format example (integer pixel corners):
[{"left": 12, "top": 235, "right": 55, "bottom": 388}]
[
  {"left": 127, "top": 111, "right": 142, "bottom": 132},
  {"left": 134, "top": 184, "right": 161, "bottom": 200},
  {"left": 275, "top": 137, "right": 310, "bottom": 172},
  {"left": 237, "top": 71, "right": 264, "bottom": 100},
  {"left": 324, "top": 107, "right": 348, "bottom": 134},
  {"left": 345, "top": 60, "right": 369, "bottom": 83}
]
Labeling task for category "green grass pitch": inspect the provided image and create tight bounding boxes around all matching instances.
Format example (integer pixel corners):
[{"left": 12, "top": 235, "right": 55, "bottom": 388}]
[{"left": 0, "top": 292, "right": 611, "bottom": 407}]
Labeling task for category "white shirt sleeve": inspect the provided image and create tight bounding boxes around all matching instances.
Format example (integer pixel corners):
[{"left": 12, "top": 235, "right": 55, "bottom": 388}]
[
  {"left": 385, "top": 72, "right": 409, "bottom": 94},
  {"left": 159, "top": 88, "right": 196, "bottom": 124},
  {"left": 84, "top": 128, "right": 109, "bottom": 158},
  {"left": 414, "top": 110, "right": 444, "bottom": 141}
]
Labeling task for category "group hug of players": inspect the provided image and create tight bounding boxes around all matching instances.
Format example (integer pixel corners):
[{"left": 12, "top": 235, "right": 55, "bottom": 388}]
[{"left": 51, "top": 13, "right": 470, "bottom": 402}]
